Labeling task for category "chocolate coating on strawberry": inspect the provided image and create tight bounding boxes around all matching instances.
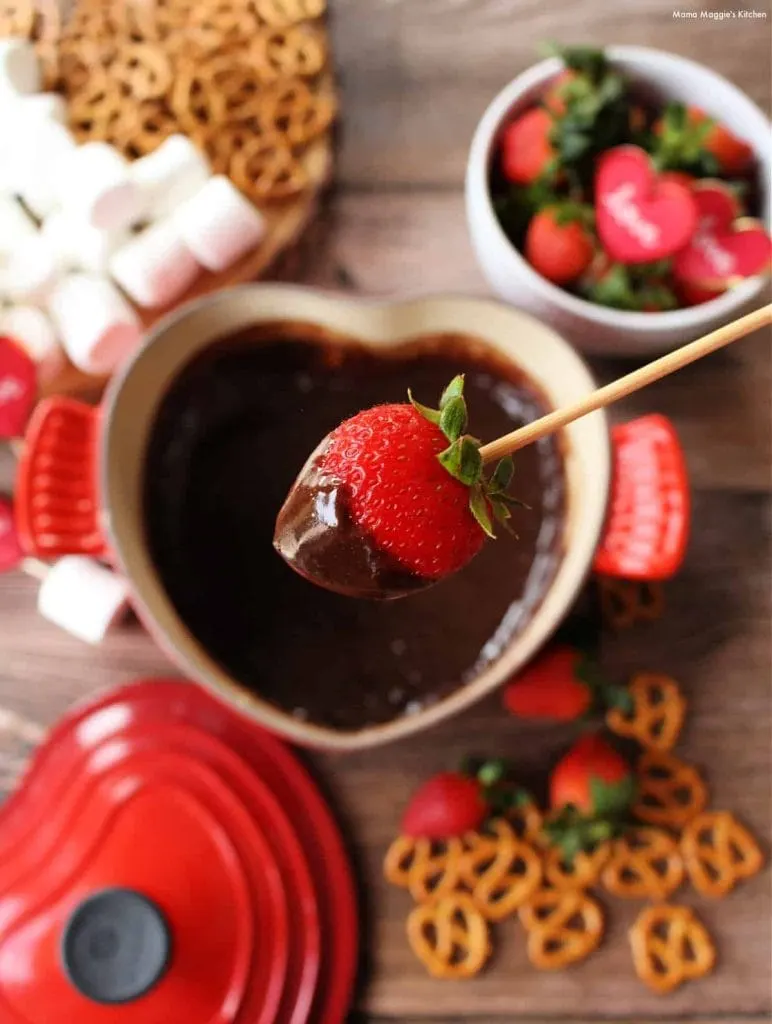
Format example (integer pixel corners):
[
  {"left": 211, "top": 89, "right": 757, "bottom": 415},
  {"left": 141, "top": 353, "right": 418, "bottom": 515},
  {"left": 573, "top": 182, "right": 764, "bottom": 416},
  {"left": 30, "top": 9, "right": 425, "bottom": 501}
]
[{"left": 274, "top": 376, "right": 524, "bottom": 599}]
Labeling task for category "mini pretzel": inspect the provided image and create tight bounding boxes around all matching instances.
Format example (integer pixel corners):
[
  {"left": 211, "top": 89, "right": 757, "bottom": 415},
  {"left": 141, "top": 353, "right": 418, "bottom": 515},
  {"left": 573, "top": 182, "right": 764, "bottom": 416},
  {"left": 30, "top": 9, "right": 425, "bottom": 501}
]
[
  {"left": 407, "top": 893, "right": 491, "bottom": 979},
  {"left": 607, "top": 673, "right": 687, "bottom": 752},
  {"left": 598, "top": 576, "right": 665, "bottom": 631},
  {"left": 67, "top": 73, "right": 124, "bottom": 144},
  {"left": 255, "top": 0, "right": 327, "bottom": 28},
  {"left": 518, "top": 889, "right": 604, "bottom": 970},
  {"left": 681, "top": 811, "right": 764, "bottom": 897},
  {"left": 633, "top": 751, "right": 708, "bottom": 830},
  {"left": 0, "top": 0, "right": 35, "bottom": 37},
  {"left": 506, "top": 800, "right": 544, "bottom": 844},
  {"left": 127, "top": 0, "right": 193, "bottom": 41},
  {"left": 601, "top": 827, "right": 684, "bottom": 900},
  {"left": 110, "top": 101, "right": 179, "bottom": 158},
  {"left": 230, "top": 136, "right": 309, "bottom": 201},
  {"left": 198, "top": 53, "right": 263, "bottom": 121},
  {"left": 383, "top": 835, "right": 467, "bottom": 903},
  {"left": 170, "top": 65, "right": 228, "bottom": 133},
  {"left": 110, "top": 43, "right": 173, "bottom": 102},
  {"left": 190, "top": 0, "right": 261, "bottom": 44},
  {"left": 252, "top": 25, "right": 328, "bottom": 81},
  {"left": 459, "top": 819, "right": 542, "bottom": 920},
  {"left": 629, "top": 904, "right": 716, "bottom": 993},
  {"left": 258, "top": 78, "right": 336, "bottom": 147},
  {"left": 543, "top": 843, "right": 611, "bottom": 891}
]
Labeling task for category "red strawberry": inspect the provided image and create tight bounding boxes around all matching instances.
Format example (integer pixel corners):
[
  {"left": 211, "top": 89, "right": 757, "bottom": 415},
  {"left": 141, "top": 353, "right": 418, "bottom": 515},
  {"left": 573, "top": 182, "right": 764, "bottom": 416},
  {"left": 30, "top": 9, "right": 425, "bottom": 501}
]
[
  {"left": 659, "top": 170, "right": 696, "bottom": 190},
  {"left": 525, "top": 207, "right": 594, "bottom": 284},
  {"left": 676, "top": 280, "right": 723, "bottom": 306},
  {"left": 276, "top": 376, "right": 522, "bottom": 592},
  {"left": 550, "top": 734, "right": 635, "bottom": 817},
  {"left": 500, "top": 107, "right": 555, "bottom": 185},
  {"left": 687, "top": 107, "right": 753, "bottom": 175},
  {"left": 402, "top": 771, "right": 488, "bottom": 838},
  {"left": 504, "top": 646, "right": 593, "bottom": 721},
  {"left": 0, "top": 496, "right": 23, "bottom": 574}
]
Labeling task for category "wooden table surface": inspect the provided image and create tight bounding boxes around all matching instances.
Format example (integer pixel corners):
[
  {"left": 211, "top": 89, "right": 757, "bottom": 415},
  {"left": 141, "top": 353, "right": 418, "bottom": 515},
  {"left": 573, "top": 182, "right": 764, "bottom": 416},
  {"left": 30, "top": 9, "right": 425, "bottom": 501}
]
[{"left": 1, "top": 3, "right": 771, "bottom": 1022}]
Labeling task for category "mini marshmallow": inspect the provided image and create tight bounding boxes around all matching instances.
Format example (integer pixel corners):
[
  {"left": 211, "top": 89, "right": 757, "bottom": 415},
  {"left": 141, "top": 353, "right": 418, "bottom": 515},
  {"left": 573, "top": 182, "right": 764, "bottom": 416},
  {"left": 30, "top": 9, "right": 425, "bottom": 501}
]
[
  {"left": 41, "top": 213, "right": 125, "bottom": 275},
  {"left": 0, "top": 196, "right": 36, "bottom": 251},
  {"left": 47, "top": 273, "right": 142, "bottom": 376},
  {"left": 58, "top": 142, "right": 146, "bottom": 232},
  {"left": 131, "top": 134, "right": 211, "bottom": 219},
  {"left": 0, "top": 234, "right": 60, "bottom": 303},
  {"left": 12, "top": 123, "right": 79, "bottom": 217},
  {"left": 174, "top": 175, "right": 266, "bottom": 272},
  {"left": 37, "top": 556, "right": 131, "bottom": 644},
  {"left": 0, "top": 39, "right": 41, "bottom": 97},
  {"left": 0, "top": 305, "right": 64, "bottom": 386},
  {"left": 2, "top": 92, "right": 67, "bottom": 125},
  {"left": 109, "top": 220, "right": 200, "bottom": 309}
]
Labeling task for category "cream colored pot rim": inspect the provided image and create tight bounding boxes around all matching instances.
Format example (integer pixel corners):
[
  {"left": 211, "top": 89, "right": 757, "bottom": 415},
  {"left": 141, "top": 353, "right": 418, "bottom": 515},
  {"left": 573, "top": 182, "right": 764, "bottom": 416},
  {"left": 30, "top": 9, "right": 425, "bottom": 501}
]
[{"left": 101, "top": 284, "right": 611, "bottom": 751}]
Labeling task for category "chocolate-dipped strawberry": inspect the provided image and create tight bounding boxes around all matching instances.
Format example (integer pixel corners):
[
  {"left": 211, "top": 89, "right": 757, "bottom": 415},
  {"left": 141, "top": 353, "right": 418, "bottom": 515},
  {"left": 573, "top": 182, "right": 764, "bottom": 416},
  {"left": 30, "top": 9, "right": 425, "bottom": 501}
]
[{"left": 273, "top": 375, "right": 523, "bottom": 599}]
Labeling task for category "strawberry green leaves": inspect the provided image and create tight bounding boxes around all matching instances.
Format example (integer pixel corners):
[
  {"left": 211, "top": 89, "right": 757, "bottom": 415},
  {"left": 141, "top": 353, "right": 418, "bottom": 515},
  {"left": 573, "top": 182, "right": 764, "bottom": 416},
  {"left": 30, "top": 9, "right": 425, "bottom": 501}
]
[{"left": 409, "top": 376, "right": 525, "bottom": 540}]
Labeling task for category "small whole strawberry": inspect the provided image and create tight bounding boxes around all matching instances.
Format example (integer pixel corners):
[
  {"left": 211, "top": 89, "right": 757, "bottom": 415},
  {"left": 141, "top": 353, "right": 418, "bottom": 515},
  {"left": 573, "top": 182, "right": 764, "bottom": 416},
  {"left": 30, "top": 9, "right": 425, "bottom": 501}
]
[
  {"left": 500, "top": 107, "right": 555, "bottom": 185},
  {"left": 550, "top": 733, "right": 635, "bottom": 818},
  {"left": 0, "top": 496, "right": 23, "bottom": 575},
  {"left": 275, "top": 376, "right": 523, "bottom": 595},
  {"left": 524, "top": 206, "right": 594, "bottom": 284},
  {"left": 503, "top": 645, "right": 631, "bottom": 722},
  {"left": 686, "top": 107, "right": 753, "bottom": 175},
  {"left": 401, "top": 771, "right": 489, "bottom": 838},
  {"left": 0, "top": 336, "right": 36, "bottom": 440}
]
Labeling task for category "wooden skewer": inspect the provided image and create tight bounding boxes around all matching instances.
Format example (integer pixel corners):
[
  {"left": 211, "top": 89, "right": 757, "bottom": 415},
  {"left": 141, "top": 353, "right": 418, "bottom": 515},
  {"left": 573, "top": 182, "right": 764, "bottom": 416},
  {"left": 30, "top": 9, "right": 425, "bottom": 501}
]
[{"left": 479, "top": 302, "right": 772, "bottom": 464}]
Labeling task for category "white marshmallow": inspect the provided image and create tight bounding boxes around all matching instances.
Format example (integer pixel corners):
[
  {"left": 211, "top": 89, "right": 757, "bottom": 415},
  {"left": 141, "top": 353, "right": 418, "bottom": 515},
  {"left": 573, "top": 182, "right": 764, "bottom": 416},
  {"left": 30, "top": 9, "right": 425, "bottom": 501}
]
[
  {"left": 3, "top": 92, "right": 67, "bottom": 126},
  {"left": 0, "top": 234, "right": 60, "bottom": 303},
  {"left": 131, "top": 134, "right": 211, "bottom": 219},
  {"left": 0, "top": 39, "right": 41, "bottom": 98},
  {"left": 58, "top": 142, "right": 146, "bottom": 232},
  {"left": 109, "top": 220, "right": 200, "bottom": 309},
  {"left": 11, "top": 123, "right": 79, "bottom": 217},
  {"left": 41, "top": 213, "right": 124, "bottom": 275},
  {"left": 174, "top": 175, "right": 266, "bottom": 272},
  {"left": 47, "top": 273, "right": 142, "bottom": 376},
  {"left": 0, "top": 196, "right": 36, "bottom": 251},
  {"left": 0, "top": 305, "right": 64, "bottom": 385},
  {"left": 37, "top": 556, "right": 131, "bottom": 644}
]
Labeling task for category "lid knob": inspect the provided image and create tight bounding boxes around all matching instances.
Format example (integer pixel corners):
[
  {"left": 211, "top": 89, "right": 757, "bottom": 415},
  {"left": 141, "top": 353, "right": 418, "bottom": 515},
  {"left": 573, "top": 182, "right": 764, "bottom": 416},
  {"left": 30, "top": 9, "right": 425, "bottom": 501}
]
[{"left": 61, "top": 888, "right": 172, "bottom": 1005}]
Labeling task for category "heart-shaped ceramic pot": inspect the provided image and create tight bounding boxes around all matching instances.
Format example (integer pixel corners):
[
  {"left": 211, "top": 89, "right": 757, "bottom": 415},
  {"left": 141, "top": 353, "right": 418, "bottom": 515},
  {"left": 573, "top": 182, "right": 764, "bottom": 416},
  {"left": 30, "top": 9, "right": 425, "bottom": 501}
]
[{"left": 20, "top": 286, "right": 611, "bottom": 750}]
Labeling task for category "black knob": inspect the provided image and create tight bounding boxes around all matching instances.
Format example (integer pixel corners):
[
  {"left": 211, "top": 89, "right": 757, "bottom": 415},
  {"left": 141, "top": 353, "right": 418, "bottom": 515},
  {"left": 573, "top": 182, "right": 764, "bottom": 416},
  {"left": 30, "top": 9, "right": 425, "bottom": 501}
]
[{"left": 61, "top": 888, "right": 172, "bottom": 1005}]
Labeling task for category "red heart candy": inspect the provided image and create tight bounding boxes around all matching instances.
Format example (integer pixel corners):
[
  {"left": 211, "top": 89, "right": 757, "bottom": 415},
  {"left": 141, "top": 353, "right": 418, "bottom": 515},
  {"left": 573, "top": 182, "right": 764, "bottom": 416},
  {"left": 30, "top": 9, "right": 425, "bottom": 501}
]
[
  {"left": 0, "top": 496, "right": 23, "bottom": 574},
  {"left": 595, "top": 146, "right": 698, "bottom": 264},
  {"left": 673, "top": 180, "right": 772, "bottom": 288},
  {"left": 0, "top": 336, "right": 36, "bottom": 439}
]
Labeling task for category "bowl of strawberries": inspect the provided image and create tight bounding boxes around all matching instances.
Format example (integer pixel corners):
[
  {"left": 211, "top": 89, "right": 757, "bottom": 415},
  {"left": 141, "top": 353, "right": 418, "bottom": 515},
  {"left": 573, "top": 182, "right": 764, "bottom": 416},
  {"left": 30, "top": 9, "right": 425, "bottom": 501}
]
[{"left": 466, "top": 45, "right": 772, "bottom": 355}]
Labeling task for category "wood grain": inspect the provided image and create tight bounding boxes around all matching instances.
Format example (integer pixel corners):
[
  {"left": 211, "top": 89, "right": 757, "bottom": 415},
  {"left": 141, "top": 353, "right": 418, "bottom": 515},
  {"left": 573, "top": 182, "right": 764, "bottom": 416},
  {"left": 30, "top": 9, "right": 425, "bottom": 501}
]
[{"left": 329, "top": 0, "right": 772, "bottom": 186}]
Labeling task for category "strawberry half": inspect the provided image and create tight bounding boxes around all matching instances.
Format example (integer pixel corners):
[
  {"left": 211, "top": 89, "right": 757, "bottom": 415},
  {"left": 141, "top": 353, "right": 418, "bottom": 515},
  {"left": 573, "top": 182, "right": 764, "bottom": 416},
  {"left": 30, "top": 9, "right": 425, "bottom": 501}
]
[{"left": 274, "top": 376, "right": 523, "bottom": 597}]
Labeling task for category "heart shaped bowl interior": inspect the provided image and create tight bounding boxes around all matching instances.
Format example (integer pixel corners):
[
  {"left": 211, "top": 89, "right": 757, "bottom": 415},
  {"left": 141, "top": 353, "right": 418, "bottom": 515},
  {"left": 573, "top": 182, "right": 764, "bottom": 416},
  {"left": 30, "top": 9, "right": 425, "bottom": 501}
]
[{"left": 101, "top": 285, "right": 610, "bottom": 751}]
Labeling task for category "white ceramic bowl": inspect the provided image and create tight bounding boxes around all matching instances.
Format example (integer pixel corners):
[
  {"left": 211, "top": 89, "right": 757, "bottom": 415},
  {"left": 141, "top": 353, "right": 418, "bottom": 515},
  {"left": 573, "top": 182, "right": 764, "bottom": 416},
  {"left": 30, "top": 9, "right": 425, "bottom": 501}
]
[
  {"left": 466, "top": 46, "right": 772, "bottom": 356},
  {"left": 100, "top": 285, "right": 610, "bottom": 751}
]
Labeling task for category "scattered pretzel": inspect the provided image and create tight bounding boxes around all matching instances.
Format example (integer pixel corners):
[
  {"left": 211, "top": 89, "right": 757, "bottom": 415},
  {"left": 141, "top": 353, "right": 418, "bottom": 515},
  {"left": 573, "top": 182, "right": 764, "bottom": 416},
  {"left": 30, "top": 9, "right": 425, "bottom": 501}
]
[
  {"left": 629, "top": 904, "right": 716, "bottom": 993},
  {"left": 169, "top": 65, "right": 228, "bottom": 133},
  {"left": 252, "top": 25, "right": 327, "bottom": 81},
  {"left": 67, "top": 73, "right": 124, "bottom": 144},
  {"left": 255, "top": 0, "right": 327, "bottom": 28},
  {"left": 459, "top": 819, "right": 542, "bottom": 920},
  {"left": 602, "top": 827, "right": 684, "bottom": 900},
  {"left": 607, "top": 673, "right": 687, "bottom": 752},
  {"left": 230, "top": 136, "right": 309, "bottom": 201},
  {"left": 190, "top": 0, "right": 261, "bottom": 43},
  {"left": 543, "top": 843, "right": 611, "bottom": 891},
  {"left": 598, "top": 576, "right": 665, "bottom": 631},
  {"left": 681, "top": 811, "right": 764, "bottom": 897},
  {"left": 505, "top": 800, "right": 544, "bottom": 844},
  {"left": 633, "top": 751, "right": 708, "bottom": 830},
  {"left": 383, "top": 835, "right": 467, "bottom": 903},
  {"left": 519, "top": 888, "right": 605, "bottom": 970},
  {"left": 407, "top": 893, "right": 491, "bottom": 980}
]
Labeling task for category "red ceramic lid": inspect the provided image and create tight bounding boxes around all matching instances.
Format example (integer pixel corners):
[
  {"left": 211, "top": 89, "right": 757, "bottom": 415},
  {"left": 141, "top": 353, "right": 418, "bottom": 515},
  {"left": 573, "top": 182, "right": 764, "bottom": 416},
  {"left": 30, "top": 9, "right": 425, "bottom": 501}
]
[{"left": 0, "top": 680, "right": 358, "bottom": 1024}]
